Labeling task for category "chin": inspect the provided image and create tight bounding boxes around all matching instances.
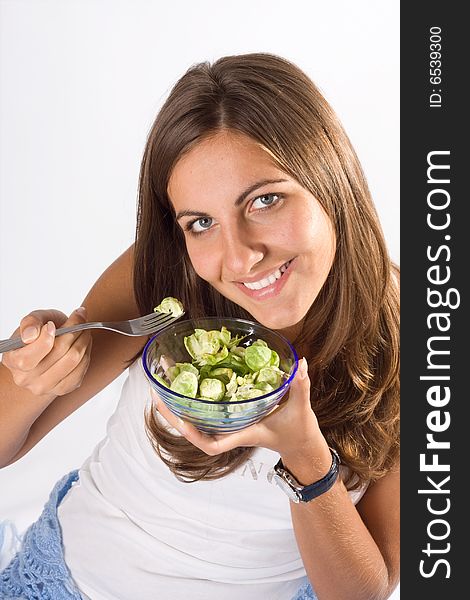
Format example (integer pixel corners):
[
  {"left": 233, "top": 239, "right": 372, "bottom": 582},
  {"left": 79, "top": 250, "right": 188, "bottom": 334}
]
[{"left": 250, "top": 308, "right": 305, "bottom": 333}]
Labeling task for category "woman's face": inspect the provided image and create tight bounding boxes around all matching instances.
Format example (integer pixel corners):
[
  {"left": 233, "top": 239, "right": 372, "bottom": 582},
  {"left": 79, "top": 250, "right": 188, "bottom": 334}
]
[{"left": 168, "top": 130, "right": 336, "bottom": 333}]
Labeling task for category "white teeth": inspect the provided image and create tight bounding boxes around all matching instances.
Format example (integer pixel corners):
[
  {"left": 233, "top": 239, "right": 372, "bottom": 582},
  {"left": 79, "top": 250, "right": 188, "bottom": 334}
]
[{"left": 242, "top": 261, "right": 291, "bottom": 290}]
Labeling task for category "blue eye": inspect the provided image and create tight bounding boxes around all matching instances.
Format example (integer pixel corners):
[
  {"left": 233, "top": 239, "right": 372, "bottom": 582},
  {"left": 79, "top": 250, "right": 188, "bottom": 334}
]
[
  {"left": 190, "top": 216, "right": 213, "bottom": 233},
  {"left": 251, "top": 193, "right": 281, "bottom": 210}
]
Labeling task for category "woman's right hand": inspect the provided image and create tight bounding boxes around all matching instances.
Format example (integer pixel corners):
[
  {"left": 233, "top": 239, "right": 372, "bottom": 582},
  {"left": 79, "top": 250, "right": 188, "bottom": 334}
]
[{"left": 1, "top": 307, "right": 93, "bottom": 402}]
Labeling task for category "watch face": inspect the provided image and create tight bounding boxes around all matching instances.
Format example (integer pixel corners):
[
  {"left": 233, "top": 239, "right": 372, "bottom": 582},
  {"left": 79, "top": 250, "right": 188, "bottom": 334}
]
[{"left": 273, "top": 473, "right": 301, "bottom": 503}]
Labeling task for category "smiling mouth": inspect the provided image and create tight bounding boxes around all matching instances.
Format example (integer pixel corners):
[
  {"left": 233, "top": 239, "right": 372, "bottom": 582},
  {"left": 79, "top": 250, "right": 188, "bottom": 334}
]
[{"left": 242, "top": 260, "right": 293, "bottom": 290}]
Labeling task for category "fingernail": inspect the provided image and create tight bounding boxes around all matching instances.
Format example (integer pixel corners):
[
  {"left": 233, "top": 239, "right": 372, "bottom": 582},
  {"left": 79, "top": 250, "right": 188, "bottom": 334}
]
[
  {"left": 299, "top": 357, "right": 308, "bottom": 379},
  {"left": 176, "top": 417, "right": 186, "bottom": 432},
  {"left": 47, "top": 321, "right": 56, "bottom": 336},
  {"left": 22, "top": 326, "right": 39, "bottom": 342},
  {"left": 75, "top": 307, "right": 86, "bottom": 317}
]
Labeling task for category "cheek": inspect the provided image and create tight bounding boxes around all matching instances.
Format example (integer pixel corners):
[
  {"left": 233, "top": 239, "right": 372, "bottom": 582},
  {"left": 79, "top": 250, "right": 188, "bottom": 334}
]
[
  {"left": 294, "top": 210, "right": 336, "bottom": 272},
  {"left": 185, "top": 240, "right": 218, "bottom": 282}
]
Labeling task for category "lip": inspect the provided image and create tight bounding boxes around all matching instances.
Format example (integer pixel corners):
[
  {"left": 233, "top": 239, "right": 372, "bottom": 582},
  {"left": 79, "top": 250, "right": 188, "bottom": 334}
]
[
  {"left": 233, "top": 261, "right": 289, "bottom": 285},
  {"left": 234, "top": 258, "right": 296, "bottom": 300}
]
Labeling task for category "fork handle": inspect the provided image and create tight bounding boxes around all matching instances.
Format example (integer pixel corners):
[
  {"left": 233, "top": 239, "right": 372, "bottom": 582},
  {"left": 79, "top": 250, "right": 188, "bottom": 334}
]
[
  {"left": 55, "top": 322, "right": 105, "bottom": 336},
  {"left": 0, "top": 322, "right": 106, "bottom": 353}
]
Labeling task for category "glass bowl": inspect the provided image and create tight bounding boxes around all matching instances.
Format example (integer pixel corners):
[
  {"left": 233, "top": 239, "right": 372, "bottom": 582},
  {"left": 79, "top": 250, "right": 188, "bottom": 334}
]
[{"left": 141, "top": 317, "right": 298, "bottom": 434}]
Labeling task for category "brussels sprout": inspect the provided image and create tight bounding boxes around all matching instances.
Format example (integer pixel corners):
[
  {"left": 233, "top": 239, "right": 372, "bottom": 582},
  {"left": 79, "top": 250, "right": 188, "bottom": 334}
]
[
  {"left": 235, "top": 373, "right": 254, "bottom": 386},
  {"left": 230, "top": 346, "right": 246, "bottom": 360},
  {"left": 166, "top": 365, "right": 181, "bottom": 383},
  {"left": 225, "top": 371, "right": 238, "bottom": 397},
  {"left": 244, "top": 344, "right": 272, "bottom": 371},
  {"left": 157, "top": 325, "right": 291, "bottom": 409},
  {"left": 153, "top": 297, "right": 184, "bottom": 318},
  {"left": 153, "top": 374, "right": 170, "bottom": 388},
  {"left": 270, "top": 350, "right": 280, "bottom": 368},
  {"left": 165, "top": 362, "right": 199, "bottom": 383},
  {"left": 235, "top": 385, "right": 264, "bottom": 400},
  {"left": 197, "top": 345, "right": 229, "bottom": 367},
  {"left": 184, "top": 329, "right": 221, "bottom": 360},
  {"left": 256, "top": 366, "right": 283, "bottom": 389},
  {"left": 199, "top": 378, "right": 226, "bottom": 401},
  {"left": 219, "top": 326, "right": 231, "bottom": 347},
  {"left": 209, "top": 367, "right": 234, "bottom": 384},
  {"left": 170, "top": 371, "right": 198, "bottom": 398},
  {"left": 252, "top": 339, "right": 268, "bottom": 348},
  {"left": 176, "top": 363, "right": 200, "bottom": 377},
  {"left": 254, "top": 381, "right": 274, "bottom": 393}
]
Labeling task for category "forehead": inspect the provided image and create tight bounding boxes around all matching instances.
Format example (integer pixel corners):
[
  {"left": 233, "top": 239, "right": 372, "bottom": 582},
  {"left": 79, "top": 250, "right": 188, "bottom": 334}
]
[{"left": 167, "top": 130, "right": 288, "bottom": 205}]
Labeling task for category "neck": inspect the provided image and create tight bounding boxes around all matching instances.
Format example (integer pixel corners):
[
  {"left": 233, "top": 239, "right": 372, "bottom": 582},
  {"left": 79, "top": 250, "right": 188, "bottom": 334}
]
[{"left": 277, "top": 320, "right": 304, "bottom": 345}]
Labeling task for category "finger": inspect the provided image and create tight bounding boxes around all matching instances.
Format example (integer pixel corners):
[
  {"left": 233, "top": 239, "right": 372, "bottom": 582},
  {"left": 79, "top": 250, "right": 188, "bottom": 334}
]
[
  {"left": 50, "top": 335, "right": 93, "bottom": 396},
  {"left": 36, "top": 307, "right": 89, "bottom": 370},
  {"left": 49, "top": 306, "right": 87, "bottom": 354},
  {"left": 151, "top": 389, "right": 204, "bottom": 442},
  {"left": 19, "top": 309, "right": 68, "bottom": 343},
  {"left": 151, "top": 389, "right": 261, "bottom": 455},
  {"left": 7, "top": 307, "right": 87, "bottom": 375},
  {"left": 150, "top": 389, "right": 237, "bottom": 453},
  {"left": 4, "top": 321, "right": 57, "bottom": 373},
  {"left": 209, "top": 358, "right": 312, "bottom": 454},
  {"left": 26, "top": 331, "right": 93, "bottom": 397}
]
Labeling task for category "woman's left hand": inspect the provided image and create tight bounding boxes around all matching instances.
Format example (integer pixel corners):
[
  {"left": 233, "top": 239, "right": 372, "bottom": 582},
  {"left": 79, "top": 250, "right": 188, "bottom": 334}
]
[{"left": 151, "top": 357, "right": 326, "bottom": 460}]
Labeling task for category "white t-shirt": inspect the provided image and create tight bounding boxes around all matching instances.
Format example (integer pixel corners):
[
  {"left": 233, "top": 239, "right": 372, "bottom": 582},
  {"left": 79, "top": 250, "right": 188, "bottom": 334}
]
[{"left": 58, "top": 360, "right": 366, "bottom": 600}]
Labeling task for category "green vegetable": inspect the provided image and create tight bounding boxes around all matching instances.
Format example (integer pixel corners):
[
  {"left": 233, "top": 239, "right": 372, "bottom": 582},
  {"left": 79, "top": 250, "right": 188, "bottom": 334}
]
[
  {"left": 154, "top": 374, "right": 170, "bottom": 388},
  {"left": 170, "top": 371, "right": 198, "bottom": 397},
  {"left": 270, "top": 350, "right": 280, "bottom": 368},
  {"left": 209, "top": 367, "right": 234, "bottom": 384},
  {"left": 154, "top": 297, "right": 184, "bottom": 318},
  {"left": 256, "top": 366, "right": 283, "bottom": 389},
  {"left": 224, "top": 371, "right": 238, "bottom": 397},
  {"left": 244, "top": 344, "right": 272, "bottom": 371},
  {"left": 199, "top": 378, "right": 225, "bottom": 401},
  {"left": 154, "top": 326, "right": 289, "bottom": 404},
  {"left": 176, "top": 363, "right": 200, "bottom": 377},
  {"left": 254, "top": 381, "right": 274, "bottom": 393}
]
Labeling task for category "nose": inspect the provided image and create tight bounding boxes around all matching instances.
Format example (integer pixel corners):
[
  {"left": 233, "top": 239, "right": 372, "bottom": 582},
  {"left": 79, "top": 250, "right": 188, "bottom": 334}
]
[{"left": 220, "top": 222, "right": 266, "bottom": 278}]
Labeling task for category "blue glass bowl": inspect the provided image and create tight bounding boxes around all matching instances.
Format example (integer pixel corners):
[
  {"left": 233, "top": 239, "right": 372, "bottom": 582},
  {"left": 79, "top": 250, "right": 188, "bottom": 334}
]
[{"left": 141, "top": 317, "right": 298, "bottom": 434}]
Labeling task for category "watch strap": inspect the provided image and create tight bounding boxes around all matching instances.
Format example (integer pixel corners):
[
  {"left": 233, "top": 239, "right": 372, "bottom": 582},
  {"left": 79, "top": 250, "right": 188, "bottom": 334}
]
[{"left": 274, "top": 447, "right": 340, "bottom": 502}]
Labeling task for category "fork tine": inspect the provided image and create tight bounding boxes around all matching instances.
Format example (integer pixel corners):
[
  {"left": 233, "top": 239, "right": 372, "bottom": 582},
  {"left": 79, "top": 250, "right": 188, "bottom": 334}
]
[
  {"left": 142, "top": 312, "right": 174, "bottom": 326},
  {"left": 141, "top": 312, "right": 181, "bottom": 332},
  {"left": 141, "top": 312, "right": 170, "bottom": 324}
]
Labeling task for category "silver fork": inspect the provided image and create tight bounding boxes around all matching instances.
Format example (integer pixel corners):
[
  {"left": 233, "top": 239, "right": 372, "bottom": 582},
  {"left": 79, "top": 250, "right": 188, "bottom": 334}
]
[{"left": 0, "top": 310, "right": 185, "bottom": 354}]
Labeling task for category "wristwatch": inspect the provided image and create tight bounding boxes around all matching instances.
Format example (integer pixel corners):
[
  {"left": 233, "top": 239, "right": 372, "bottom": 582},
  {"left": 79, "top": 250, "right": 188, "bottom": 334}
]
[{"left": 273, "top": 448, "right": 340, "bottom": 503}]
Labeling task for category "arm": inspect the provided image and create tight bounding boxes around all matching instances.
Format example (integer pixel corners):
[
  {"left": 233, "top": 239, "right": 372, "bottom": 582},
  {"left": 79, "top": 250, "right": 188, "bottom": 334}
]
[
  {"left": 286, "top": 451, "right": 400, "bottom": 600},
  {"left": 0, "top": 244, "right": 147, "bottom": 467},
  {"left": 152, "top": 358, "right": 400, "bottom": 600}
]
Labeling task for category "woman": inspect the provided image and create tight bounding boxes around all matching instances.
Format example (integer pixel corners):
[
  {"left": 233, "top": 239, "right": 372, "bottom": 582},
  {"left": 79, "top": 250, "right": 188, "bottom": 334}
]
[{"left": 0, "top": 53, "right": 399, "bottom": 599}]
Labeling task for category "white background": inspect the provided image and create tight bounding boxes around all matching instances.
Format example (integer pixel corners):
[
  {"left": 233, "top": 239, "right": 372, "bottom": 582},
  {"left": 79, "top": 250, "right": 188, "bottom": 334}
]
[{"left": 0, "top": 1, "right": 399, "bottom": 597}]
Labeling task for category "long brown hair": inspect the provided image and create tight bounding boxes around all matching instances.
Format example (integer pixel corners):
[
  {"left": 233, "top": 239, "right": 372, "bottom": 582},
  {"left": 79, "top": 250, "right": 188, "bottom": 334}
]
[{"left": 133, "top": 53, "right": 399, "bottom": 488}]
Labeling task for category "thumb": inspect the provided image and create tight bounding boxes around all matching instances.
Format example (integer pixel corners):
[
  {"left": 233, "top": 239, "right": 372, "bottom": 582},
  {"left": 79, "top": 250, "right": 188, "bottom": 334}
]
[
  {"left": 20, "top": 309, "right": 68, "bottom": 343},
  {"left": 287, "top": 357, "right": 311, "bottom": 406}
]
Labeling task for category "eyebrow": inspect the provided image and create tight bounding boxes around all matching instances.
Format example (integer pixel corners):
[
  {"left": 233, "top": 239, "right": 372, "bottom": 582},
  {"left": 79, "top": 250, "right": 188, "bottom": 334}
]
[{"left": 175, "top": 178, "right": 289, "bottom": 221}]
